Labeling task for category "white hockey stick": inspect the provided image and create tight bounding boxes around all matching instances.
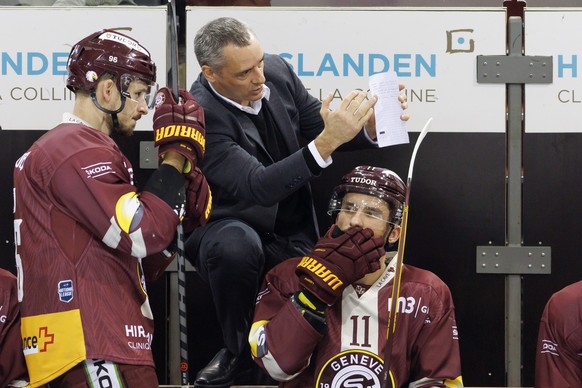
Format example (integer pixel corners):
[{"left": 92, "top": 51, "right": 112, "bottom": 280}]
[{"left": 381, "top": 117, "right": 433, "bottom": 388}]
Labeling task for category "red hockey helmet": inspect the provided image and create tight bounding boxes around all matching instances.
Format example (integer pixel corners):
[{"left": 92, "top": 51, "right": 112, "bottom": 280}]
[
  {"left": 66, "top": 29, "right": 157, "bottom": 105},
  {"left": 328, "top": 166, "right": 406, "bottom": 224}
]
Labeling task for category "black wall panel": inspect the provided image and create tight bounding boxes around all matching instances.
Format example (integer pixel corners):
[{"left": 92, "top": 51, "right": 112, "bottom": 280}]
[{"left": 1, "top": 129, "right": 579, "bottom": 386}]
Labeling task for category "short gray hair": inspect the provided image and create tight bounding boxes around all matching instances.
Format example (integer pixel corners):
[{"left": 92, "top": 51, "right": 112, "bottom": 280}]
[{"left": 194, "top": 17, "right": 255, "bottom": 70}]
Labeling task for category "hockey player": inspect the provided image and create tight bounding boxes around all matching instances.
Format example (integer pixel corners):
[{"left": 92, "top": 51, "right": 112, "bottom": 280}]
[
  {"left": 13, "top": 29, "right": 210, "bottom": 387},
  {"left": 0, "top": 268, "right": 28, "bottom": 387},
  {"left": 535, "top": 280, "right": 582, "bottom": 387},
  {"left": 249, "top": 165, "right": 463, "bottom": 387}
]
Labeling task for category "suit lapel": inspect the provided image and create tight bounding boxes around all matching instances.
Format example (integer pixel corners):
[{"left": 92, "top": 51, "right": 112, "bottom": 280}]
[
  {"left": 264, "top": 82, "right": 300, "bottom": 153},
  {"left": 200, "top": 77, "right": 270, "bottom": 156}
]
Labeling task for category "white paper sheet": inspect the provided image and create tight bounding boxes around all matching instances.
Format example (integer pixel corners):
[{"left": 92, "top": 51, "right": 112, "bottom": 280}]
[{"left": 369, "top": 71, "right": 409, "bottom": 147}]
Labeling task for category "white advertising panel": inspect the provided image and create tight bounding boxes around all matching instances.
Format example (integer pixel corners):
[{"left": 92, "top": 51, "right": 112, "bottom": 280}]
[
  {"left": 0, "top": 7, "right": 167, "bottom": 131},
  {"left": 525, "top": 9, "right": 582, "bottom": 133},
  {"left": 186, "top": 7, "right": 506, "bottom": 133}
]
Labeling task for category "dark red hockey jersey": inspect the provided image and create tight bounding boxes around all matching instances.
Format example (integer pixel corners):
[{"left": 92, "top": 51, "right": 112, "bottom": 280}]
[
  {"left": 535, "top": 280, "right": 582, "bottom": 387},
  {"left": 13, "top": 122, "right": 179, "bottom": 386},
  {"left": 249, "top": 256, "right": 463, "bottom": 388},
  {"left": 0, "top": 268, "right": 28, "bottom": 387}
]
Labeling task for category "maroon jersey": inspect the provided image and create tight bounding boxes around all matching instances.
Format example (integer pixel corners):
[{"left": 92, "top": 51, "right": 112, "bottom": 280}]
[
  {"left": 535, "top": 280, "right": 582, "bottom": 387},
  {"left": 13, "top": 122, "right": 179, "bottom": 386},
  {"left": 0, "top": 269, "right": 28, "bottom": 387},
  {"left": 249, "top": 256, "right": 463, "bottom": 388}
]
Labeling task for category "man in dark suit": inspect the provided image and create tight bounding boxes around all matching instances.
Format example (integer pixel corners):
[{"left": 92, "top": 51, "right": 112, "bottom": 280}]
[{"left": 186, "top": 16, "right": 408, "bottom": 388}]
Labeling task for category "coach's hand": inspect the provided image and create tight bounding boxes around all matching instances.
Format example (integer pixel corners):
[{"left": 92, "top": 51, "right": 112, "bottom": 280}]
[
  {"left": 295, "top": 225, "right": 385, "bottom": 305},
  {"left": 182, "top": 167, "right": 212, "bottom": 234},
  {"left": 153, "top": 87, "right": 205, "bottom": 174}
]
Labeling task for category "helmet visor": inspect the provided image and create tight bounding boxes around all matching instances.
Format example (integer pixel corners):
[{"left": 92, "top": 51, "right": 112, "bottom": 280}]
[
  {"left": 120, "top": 73, "right": 159, "bottom": 109},
  {"left": 329, "top": 196, "right": 396, "bottom": 225}
]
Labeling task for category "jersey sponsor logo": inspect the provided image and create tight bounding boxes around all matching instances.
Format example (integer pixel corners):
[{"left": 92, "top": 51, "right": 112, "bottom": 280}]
[
  {"left": 540, "top": 339, "right": 560, "bottom": 356},
  {"left": 85, "top": 359, "right": 123, "bottom": 388},
  {"left": 21, "top": 309, "right": 86, "bottom": 383},
  {"left": 57, "top": 279, "right": 73, "bottom": 303},
  {"left": 387, "top": 295, "right": 429, "bottom": 317},
  {"left": 297, "top": 256, "right": 343, "bottom": 290},
  {"left": 0, "top": 304, "right": 5, "bottom": 323},
  {"left": 125, "top": 324, "right": 153, "bottom": 350},
  {"left": 317, "top": 349, "right": 394, "bottom": 388},
  {"left": 22, "top": 326, "right": 55, "bottom": 355},
  {"left": 154, "top": 125, "right": 206, "bottom": 152},
  {"left": 82, "top": 162, "right": 114, "bottom": 179}
]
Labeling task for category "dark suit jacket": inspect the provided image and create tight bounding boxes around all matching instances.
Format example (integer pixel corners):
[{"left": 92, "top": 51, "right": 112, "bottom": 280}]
[{"left": 190, "top": 54, "right": 374, "bottom": 239}]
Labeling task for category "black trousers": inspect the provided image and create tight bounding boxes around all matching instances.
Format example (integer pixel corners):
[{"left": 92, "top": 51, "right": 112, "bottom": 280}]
[{"left": 184, "top": 217, "right": 315, "bottom": 355}]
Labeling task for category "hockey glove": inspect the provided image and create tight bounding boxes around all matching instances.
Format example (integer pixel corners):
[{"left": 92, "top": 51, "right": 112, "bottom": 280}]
[
  {"left": 295, "top": 225, "right": 385, "bottom": 305},
  {"left": 182, "top": 167, "right": 212, "bottom": 234},
  {"left": 153, "top": 87, "right": 205, "bottom": 174}
]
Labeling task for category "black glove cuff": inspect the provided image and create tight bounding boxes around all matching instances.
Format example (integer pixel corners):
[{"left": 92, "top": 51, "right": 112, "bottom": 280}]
[{"left": 291, "top": 291, "right": 327, "bottom": 333}]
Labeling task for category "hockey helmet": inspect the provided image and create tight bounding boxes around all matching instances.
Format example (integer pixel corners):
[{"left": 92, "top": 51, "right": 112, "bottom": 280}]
[
  {"left": 328, "top": 166, "right": 406, "bottom": 224},
  {"left": 66, "top": 29, "right": 157, "bottom": 106}
]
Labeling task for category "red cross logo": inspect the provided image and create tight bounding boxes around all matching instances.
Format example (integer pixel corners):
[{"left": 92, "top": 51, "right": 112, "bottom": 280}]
[{"left": 38, "top": 326, "right": 55, "bottom": 352}]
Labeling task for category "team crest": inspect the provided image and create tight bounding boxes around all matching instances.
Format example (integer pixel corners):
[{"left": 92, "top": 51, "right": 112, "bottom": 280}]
[
  {"left": 85, "top": 71, "right": 98, "bottom": 83},
  {"left": 316, "top": 349, "right": 395, "bottom": 388}
]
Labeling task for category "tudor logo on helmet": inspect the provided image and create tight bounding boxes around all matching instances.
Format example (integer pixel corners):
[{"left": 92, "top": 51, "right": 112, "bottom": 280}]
[
  {"left": 349, "top": 177, "right": 377, "bottom": 186},
  {"left": 101, "top": 31, "right": 149, "bottom": 56}
]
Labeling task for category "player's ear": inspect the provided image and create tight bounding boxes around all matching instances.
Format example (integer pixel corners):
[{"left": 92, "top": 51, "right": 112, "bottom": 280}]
[
  {"left": 387, "top": 225, "right": 401, "bottom": 244},
  {"left": 96, "top": 78, "right": 116, "bottom": 102}
]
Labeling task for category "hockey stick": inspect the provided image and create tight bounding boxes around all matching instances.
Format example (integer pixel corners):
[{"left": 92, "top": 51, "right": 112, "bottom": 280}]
[
  {"left": 381, "top": 117, "right": 433, "bottom": 388},
  {"left": 166, "top": 0, "right": 189, "bottom": 386}
]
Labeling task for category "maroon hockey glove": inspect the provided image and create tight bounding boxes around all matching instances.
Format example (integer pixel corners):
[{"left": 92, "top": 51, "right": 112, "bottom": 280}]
[
  {"left": 295, "top": 225, "right": 385, "bottom": 305},
  {"left": 153, "top": 87, "right": 205, "bottom": 173},
  {"left": 182, "top": 167, "right": 212, "bottom": 234}
]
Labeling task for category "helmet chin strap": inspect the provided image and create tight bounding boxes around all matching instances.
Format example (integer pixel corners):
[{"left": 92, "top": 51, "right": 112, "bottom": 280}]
[{"left": 90, "top": 90, "right": 127, "bottom": 132}]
